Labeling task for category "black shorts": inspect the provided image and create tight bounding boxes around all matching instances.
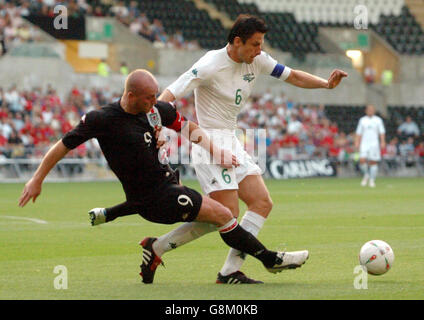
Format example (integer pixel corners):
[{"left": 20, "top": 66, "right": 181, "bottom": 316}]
[{"left": 136, "top": 184, "right": 203, "bottom": 225}]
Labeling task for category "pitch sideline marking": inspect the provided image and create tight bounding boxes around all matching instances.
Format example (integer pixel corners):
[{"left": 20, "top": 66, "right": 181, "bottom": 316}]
[{"left": 1, "top": 215, "right": 48, "bottom": 224}]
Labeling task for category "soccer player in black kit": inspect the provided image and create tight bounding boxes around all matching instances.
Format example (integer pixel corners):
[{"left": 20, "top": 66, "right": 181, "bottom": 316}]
[{"left": 18, "top": 70, "right": 307, "bottom": 284}]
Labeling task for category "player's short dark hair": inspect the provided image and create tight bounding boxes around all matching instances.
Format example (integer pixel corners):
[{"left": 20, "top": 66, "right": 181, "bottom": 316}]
[{"left": 227, "top": 14, "right": 268, "bottom": 44}]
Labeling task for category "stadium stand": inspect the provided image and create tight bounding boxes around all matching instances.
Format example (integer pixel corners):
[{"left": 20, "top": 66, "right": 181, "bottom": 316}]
[
  {"left": 373, "top": 6, "right": 424, "bottom": 54},
  {"left": 5, "top": 0, "right": 225, "bottom": 50},
  {"left": 136, "top": 0, "right": 227, "bottom": 49},
  {"left": 2, "top": 0, "right": 423, "bottom": 56},
  {"left": 208, "top": 0, "right": 424, "bottom": 55},
  {"left": 1, "top": 0, "right": 423, "bottom": 180},
  {"left": 0, "top": 0, "right": 43, "bottom": 55},
  {"left": 1, "top": 84, "right": 423, "bottom": 172},
  {"left": 3, "top": 0, "right": 422, "bottom": 55},
  {"left": 239, "top": 0, "right": 405, "bottom": 23},
  {"left": 205, "top": 0, "right": 322, "bottom": 57},
  {"left": 205, "top": 0, "right": 261, "bottom": 20}
]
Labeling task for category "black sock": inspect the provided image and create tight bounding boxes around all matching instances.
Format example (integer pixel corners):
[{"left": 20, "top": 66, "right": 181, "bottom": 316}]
[
  {"left": 220, "top": 224, "right": 277, "bottom": 268},
  {"left": 105, "top": 201, "right": 138, "bottom": 222}
]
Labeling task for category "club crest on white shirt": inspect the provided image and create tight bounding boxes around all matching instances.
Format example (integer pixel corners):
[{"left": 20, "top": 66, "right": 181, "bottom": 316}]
[{"left": 243, "top": 73, "right": 255, "bottom": 83}]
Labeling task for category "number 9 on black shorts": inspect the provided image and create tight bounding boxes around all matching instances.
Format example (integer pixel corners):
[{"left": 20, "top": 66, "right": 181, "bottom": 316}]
[{"left": 140, "top": 184, "right": 203, "bottom": 225}]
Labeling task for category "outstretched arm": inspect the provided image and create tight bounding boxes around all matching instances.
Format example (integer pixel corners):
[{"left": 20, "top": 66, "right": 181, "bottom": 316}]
[
  {"left": 158, "top": 89, "right": 176, "bottom": 102},
  {"left": 18, "top": 140, "right": 70, "bottom": 207},
  {"left": 285, "top": 69, "right": 348, "bottom": 89}
]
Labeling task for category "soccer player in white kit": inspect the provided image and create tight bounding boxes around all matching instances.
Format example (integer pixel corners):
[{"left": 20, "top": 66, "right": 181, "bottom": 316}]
[
  {"left": 147, "top": 15, "right": 347, "bottom": 284},
  {"left": 355, "top": 104, "right": 386, "bottom": 188}
]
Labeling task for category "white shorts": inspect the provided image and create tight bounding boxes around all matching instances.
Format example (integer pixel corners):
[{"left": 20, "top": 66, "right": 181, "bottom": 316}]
[
  {"left": 191, "top": 130, "right": 263, "bottom": 195},
  {"left": 359, "top": 144, "right": 381, "bottom": 161}
]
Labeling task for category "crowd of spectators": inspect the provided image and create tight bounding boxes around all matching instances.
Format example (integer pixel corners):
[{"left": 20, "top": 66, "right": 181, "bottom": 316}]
[
  {"left": 235, "top": 91, "right": 347, "bottom": 161},
  {"left": 110, "top": 1, "right": 200, "bottom": 50},
  {"left": 0, "top": 0, "right": 41, "bottom": 55},
  {"left": 1, "top": 85, "right": 424, "bottom": 173},
  {"left": 0, "top": 84, "right": 121, "bottom": 160},
  {"left": 166, "top": 89, "right": 424, "bottom": 168},
  {"left": 0, "top": 0, "right": 199, "bottom": 56}
]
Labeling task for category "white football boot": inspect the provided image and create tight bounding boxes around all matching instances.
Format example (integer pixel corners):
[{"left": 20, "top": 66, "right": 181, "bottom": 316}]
[
  {"left": 88, "top": 208, "right": 106, "bottom": 226},
  {"left": 361, "top": 174, "right": 369, "bottom": 187},
  {"left": 266, "top": 250, "right": 309, "bottom": 273},
  {"left": 369, "top": 180, "right": 376, "bottom": 188}
]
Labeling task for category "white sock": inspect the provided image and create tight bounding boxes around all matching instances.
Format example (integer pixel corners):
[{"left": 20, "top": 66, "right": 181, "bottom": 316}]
[
  {"left": 219, "top": 211, "right": 266, "bottom": 276},
  {"left": 153, "top": 222, "right": 216, "bottom": 257},
  {"left": 369, "top": 164, "right": 378, "bottom": 181},
  {"left": 360, "top": 163, "right": 369, "bottom": 177}
]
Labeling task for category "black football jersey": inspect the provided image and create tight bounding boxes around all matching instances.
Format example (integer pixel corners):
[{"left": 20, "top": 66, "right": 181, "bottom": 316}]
[{"left": 62, "top": 100, "right": 186, "bottom": 202}]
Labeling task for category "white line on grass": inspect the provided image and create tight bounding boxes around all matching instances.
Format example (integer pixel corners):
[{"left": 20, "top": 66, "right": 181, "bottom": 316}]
[{"left": 1, "top": 216, "right": 48, "bottom": 224}]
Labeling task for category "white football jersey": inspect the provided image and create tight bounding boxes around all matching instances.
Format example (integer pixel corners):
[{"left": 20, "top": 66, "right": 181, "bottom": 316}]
[
  {"left": 356, "top": 115, "right": 385, "bottom": 147},
  {"left": 167, "top": 46, "right": 291, "bottom": 130}
]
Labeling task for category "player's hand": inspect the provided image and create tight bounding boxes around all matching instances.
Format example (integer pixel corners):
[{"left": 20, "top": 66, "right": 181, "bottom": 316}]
[
  {"left": 18, "top": 178, "right": 42, "bottom": 207},
  {"left": 155, "top": 128, "right": 166, "bottom": 149},
  {"left": 381, "top": 141, "right": 386, "bottom": 151},
  {"left": 327, "top": 69, "right": 348, "bottom": 89},
  {"left": 215, "top": 149, "right": 239, "bottom": 169}
]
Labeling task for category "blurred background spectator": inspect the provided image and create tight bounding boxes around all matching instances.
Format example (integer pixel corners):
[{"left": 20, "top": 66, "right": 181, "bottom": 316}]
[
  {"left": 364, "top": 65, "right": 376, "bottom": 85},
  {"left": 381, "top": 69, "right": 394, "bottom": 87},
  {"left": 397, "top": 115, "right": 420, "bottom": 138}
]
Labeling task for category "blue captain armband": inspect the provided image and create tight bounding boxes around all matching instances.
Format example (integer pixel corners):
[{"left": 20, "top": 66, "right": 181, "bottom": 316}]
[{"left": 270, "top": 63, "right": 286, "bottom": 79}]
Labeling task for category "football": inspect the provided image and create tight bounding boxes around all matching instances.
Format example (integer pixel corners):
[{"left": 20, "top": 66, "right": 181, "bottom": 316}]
[{"left": 359, "top": 240, "right": 395, "bottom": 275}]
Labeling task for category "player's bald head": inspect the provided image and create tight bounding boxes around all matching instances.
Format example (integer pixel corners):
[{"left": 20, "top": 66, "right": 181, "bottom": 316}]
[
  {"left": 366, "top": 104, "right": 376, "bottom": 116},
  {"left": 124, "top": 69, "right": 158, "bottom": 96},
  {"left": 120, "top": 69, "right": 159, "bottom": 114}
]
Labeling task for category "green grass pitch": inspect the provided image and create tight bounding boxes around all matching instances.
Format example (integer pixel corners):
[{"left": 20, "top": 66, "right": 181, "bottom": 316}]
[{"left": 1, "top": 178, "right": 423, "bottom": 300}]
